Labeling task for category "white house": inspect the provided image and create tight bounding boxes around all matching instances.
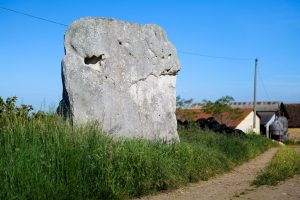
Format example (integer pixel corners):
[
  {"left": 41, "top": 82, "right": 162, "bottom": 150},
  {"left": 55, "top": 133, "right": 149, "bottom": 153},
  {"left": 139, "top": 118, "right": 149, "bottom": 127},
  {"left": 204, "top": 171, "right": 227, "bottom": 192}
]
[{"left": 234, "top": 109, "right": 260, "bottom": 134}]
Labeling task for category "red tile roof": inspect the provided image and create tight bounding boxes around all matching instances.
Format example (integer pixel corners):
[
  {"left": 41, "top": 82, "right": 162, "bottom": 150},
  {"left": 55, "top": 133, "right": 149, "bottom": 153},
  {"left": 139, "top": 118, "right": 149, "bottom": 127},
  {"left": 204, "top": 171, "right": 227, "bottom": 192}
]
[{"left": 176, "top": 108, "right": 253, "bottom": 128}]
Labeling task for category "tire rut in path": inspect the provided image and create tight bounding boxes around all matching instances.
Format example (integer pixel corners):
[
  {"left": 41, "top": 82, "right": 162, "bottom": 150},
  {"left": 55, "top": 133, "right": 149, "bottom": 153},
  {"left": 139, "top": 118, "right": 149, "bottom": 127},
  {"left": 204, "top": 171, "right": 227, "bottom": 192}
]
[
  {"left": 235, "top": 146, "right": 300, "bottom": 200},
  {"left": 138, "top": 148, "right": 278, "bottom": 200}
]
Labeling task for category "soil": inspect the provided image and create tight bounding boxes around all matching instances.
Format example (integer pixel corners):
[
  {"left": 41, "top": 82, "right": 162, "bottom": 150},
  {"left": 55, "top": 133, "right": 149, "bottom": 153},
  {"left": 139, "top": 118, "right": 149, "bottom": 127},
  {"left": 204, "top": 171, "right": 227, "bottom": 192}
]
[
  {"left": 235, "top": 174, "right": 300, "bottom": 200},
  {"left": 138, "top": 147, "right": 300, "bottom": 200},
  {"left": 236, "top": 147, "right": 300, "bottom": 200}
]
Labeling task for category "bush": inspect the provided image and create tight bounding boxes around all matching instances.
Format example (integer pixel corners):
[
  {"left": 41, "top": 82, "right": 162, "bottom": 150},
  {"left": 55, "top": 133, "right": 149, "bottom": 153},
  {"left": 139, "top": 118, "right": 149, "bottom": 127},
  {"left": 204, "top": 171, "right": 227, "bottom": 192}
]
[
  {"left": 0, "top": 96, "right": 33, "bottom": 128},
  {"left": 178, "top": 124, "right": 272, "bottom": 164}
]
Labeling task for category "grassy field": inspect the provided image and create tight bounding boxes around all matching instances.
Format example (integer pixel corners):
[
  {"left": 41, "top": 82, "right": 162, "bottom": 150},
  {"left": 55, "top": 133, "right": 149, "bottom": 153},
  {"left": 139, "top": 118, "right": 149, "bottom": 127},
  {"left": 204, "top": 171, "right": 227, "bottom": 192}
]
[
  {"left": 253, "top": 147, "right": 300, "bottom": 186},
  {"left": 0, "top": 98, "right": 273, "bottom": 199}
]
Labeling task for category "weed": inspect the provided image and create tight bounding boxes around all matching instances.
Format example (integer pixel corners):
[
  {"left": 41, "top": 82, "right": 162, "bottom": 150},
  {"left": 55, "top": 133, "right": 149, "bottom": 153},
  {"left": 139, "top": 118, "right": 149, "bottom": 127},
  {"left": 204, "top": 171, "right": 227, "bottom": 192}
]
[{"left": 253, "top": 147, "right": 300, "bottom": 186}]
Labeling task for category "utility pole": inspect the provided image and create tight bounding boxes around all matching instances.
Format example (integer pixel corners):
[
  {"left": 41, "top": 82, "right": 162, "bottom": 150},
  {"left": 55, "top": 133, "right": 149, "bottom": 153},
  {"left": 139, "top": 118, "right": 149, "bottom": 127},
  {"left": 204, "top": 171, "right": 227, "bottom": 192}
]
[{"left": 253, "top": 58, "right": 258, "bottom": 131}]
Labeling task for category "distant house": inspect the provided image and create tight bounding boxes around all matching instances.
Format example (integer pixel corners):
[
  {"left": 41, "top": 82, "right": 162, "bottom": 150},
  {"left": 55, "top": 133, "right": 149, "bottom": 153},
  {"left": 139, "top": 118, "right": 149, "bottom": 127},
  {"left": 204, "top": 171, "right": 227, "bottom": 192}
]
[
  {"left": 228, "top": 102, "right": 288, "bottom": 138},
  {"left": 258, "top": 112, "right": 276, "bottom": 138},
  {"left": 176, "top": 108, "right": 260, "bottom": 134},
  {"left": 285, "top": 103, "right": 300, "bottom": 142}
]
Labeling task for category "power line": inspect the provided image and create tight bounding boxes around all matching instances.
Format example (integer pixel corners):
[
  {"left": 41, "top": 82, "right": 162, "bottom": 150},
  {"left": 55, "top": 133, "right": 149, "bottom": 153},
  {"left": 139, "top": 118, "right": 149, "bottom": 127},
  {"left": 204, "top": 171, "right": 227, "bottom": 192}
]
[
  {"left": 0, "top": 6, "right": 67, "bottom": 27},
  {"left": 178, "top": 50, "right": 253, "bottom": 61},
  {"left": 1, "top": 6, "right": 255, "bottom": 61},
  {"left": 258, "top": 69, "right": 272, "bottom": 101}
]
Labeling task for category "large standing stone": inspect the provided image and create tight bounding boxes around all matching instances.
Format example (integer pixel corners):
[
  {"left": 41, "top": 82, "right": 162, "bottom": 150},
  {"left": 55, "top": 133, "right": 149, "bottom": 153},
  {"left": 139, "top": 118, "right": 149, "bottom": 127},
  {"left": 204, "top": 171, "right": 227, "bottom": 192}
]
[{"left": 58, "top": 17, "right": 180, "bottom": 142}]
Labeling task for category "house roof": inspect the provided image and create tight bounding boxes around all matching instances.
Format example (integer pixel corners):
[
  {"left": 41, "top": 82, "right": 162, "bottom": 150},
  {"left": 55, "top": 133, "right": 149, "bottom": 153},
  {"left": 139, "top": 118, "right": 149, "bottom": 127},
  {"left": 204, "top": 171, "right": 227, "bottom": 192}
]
[
  {"left": 229, "top": 102, "right": 282, "bottom": 112},
  {"left": 285, "top": 104, "right": 300, "bottom": 128},
  {"left": 193, "top": 101, "right": 285, "bottom": 113},
  {"left": 257, "top": 112, "right": 275, "bottom": 125},
  {"left": 176, "top": 108, "right": 253, "bottom": 128}
]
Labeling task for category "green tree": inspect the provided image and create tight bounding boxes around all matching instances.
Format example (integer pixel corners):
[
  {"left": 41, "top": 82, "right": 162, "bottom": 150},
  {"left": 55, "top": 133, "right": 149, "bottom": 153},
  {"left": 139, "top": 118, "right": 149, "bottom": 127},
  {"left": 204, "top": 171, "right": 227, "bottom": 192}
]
[
  {"left": 176, "top": 95, "right": 193, "bottom": 109},
  {"left": 202, "top": 96, "right": 242, "bottom": 124},
  {"left": 0, "top": 96, "right": 33, "bottom": 129}
]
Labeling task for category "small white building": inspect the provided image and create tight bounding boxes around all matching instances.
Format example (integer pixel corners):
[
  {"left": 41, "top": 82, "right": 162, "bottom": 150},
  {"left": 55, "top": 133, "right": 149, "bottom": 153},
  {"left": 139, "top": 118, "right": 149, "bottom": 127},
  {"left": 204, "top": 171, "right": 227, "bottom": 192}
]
[
  {"left": 229, "top": 101, "right": 289, "bottom": 137},
  {"left": 235, "top": 110, "right": 261, "bottom": 134}
]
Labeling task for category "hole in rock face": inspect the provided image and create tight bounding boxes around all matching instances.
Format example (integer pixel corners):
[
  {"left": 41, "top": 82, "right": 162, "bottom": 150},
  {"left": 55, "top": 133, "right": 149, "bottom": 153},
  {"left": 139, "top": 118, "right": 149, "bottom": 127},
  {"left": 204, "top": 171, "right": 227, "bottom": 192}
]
[{"left": 84, "top": 54, "right": 105, "bottom": 65}]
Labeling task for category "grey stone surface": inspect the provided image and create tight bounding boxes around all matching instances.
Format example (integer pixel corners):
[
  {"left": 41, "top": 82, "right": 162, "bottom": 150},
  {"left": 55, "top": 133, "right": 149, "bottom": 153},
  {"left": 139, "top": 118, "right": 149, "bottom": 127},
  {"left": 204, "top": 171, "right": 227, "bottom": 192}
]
[{"left": 58, "top": 17, "right": 180, "bottom": 142}]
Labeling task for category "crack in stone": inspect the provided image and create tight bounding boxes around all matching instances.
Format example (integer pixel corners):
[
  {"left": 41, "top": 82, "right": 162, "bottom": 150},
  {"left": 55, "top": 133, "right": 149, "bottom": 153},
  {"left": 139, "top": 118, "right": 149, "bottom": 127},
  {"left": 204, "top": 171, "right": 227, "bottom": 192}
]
[
  {"left": 131, "top": 67, "right": 178, "bottom": 85},
  {"left": 70, "top": 44, "right": 79, "bottom": 55},
  {"left": 131, "top": 72, "right": 158, "bottom": 85}
]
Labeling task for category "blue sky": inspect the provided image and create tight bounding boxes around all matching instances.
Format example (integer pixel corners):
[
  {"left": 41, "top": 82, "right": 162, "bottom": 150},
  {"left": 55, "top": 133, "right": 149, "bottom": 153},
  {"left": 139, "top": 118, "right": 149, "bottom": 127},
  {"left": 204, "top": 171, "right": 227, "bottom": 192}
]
[{"left": 1, "top": 0, "right": 300, "bottom": 109}]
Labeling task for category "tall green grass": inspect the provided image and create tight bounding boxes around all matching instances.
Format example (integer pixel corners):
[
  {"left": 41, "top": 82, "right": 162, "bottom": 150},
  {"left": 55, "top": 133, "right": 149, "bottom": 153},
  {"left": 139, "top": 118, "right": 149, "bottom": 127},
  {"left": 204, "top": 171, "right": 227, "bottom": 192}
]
[
  {"left": 253, "top": 147, "right": 300, "bottom": 186},
  {"left": 0, "top": 113, "right": 272, "bottom": 199}
]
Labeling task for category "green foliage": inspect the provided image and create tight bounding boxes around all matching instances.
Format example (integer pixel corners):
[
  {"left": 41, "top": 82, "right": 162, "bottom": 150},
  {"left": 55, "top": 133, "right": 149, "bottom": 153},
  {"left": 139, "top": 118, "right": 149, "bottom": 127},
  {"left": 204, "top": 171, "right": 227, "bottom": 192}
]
[
  {"left": 179, "top": 124, "right": 273, "bottom": 164},
  {"left": 202, "top": 96, "right": 242, "bottom": 124},
  {"left": 0, "top": 96, "right": 273, "bottom": 199},
  {"left": 0, "top": 96, "right": 33, "bottom": 129},
  {"left": 176, "top": 95, "right": 193, "bottom": 109},
  {"left": 0, "top": 96, "right": 33, "bottom": 117},
  {"left": 284, "top": 140, "right": 300, "bottom": 145},
  {"left": 253, "top": 147, "right": 300, "bottom": 186}
]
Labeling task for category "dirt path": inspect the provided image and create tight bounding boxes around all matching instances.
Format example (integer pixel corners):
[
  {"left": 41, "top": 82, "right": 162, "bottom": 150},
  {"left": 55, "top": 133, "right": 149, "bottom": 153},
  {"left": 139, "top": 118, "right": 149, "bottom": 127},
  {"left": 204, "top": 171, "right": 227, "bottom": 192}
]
[
  {"left": 234, "top": 174, "right": 300, "bottom": 200},
  {"left": 235, "top": 146, "right": 300, "bottom": 200},
  {"left": 139, "top": 148, "right": 278, "bottom": 200},
  {"left": 295, "top": 146, "right": 300, "bottom": 155}
]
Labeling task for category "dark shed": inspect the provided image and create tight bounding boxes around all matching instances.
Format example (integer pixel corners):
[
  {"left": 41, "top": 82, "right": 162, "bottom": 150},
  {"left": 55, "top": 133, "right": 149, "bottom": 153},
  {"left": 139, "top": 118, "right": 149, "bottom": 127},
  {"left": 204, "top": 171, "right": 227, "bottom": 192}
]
[{"left": 285, "top": 104, "right": 300, "bottom": 128}]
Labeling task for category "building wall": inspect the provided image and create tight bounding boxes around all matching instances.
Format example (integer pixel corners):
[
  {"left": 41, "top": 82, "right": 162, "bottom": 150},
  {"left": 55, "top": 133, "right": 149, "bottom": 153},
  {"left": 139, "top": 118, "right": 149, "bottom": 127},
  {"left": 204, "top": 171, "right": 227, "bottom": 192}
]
[
  {"left": 289, "top": 128, "right": 300, "bottom": 142},
  {"left": 265, "top": 114, "right": 276, "bottom": 138},
  {"left": 236, "top": 111, "right": 260, "bottom": 134}
]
